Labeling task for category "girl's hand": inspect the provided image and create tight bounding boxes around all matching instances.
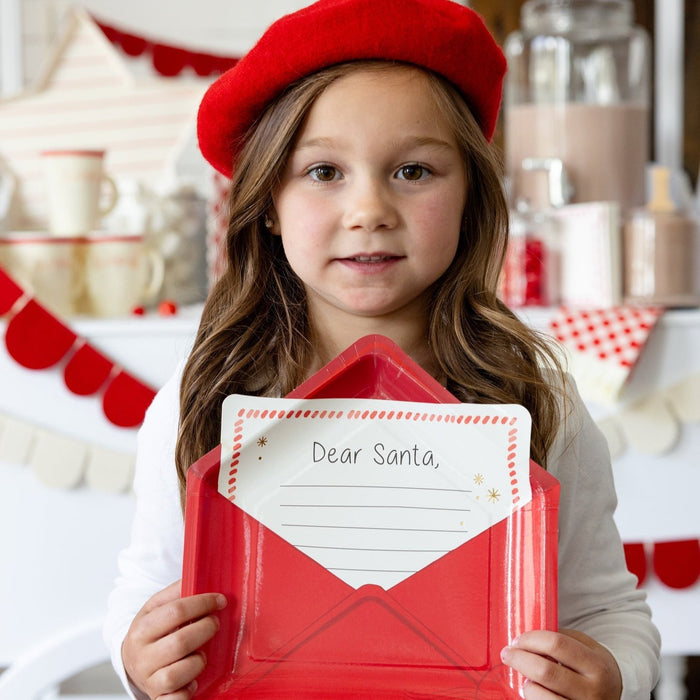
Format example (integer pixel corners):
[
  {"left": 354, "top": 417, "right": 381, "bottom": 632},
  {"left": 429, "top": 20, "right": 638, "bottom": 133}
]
[
  {"left": 500, "top": 629, "right": 623, "bottom": 700},
  {"left": 122, "top": 580, "right": 227, "bottom": 700}
]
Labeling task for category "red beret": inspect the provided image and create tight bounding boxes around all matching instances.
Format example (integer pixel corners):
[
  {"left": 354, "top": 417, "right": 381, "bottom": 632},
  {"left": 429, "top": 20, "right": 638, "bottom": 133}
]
[{"left": 198, "top": 0, "right": 506, "bottom": 177}]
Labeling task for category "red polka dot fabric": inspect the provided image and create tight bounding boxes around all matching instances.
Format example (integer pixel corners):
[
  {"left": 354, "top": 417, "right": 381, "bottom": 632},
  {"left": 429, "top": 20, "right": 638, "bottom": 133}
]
[{"left": 550, "top": 307, "right": 663, "bottom": 369}]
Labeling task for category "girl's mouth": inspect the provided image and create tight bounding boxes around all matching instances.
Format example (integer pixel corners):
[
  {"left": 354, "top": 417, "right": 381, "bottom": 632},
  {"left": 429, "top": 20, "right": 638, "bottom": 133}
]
[
  {"left": 351, "top": 255, "right": 394, "bottom": 262},
  {"left": 343, "top": 253, "right": 402, "bottom": 263},
  {"left": 337, "top": 253, "right": 403, "bottom": 273}
]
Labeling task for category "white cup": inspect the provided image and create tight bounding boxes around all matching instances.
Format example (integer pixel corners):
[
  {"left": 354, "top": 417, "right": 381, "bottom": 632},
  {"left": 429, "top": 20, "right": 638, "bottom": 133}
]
[
  {"left": 80, "top": 234, "right": 165, "bottom": 317},
  {"left": 0, "top": 233, "right": 81, "bottom": 316},
  {"left": 43, "top": 150, "right": 119, "bottom": 236},
  {"left": 0, "top": 163, "right": 16, "bottom": 231}
]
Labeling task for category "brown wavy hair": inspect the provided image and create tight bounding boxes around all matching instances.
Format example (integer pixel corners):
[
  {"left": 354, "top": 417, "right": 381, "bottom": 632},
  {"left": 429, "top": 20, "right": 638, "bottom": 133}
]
[{"left": 175, "top": 61, "right": 565, "bottom": 509}]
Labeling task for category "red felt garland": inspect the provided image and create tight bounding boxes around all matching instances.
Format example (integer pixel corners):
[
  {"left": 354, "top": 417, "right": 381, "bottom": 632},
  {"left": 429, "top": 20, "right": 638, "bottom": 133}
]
[
  {"left": 623, "top": 543, "right": 648, "bottom": 587},
  {"left": 103, "top": 370, "right": 156, "bottom": 429},
  {"left": 0, "top": 268, "right": 23, "bottom": 315},
  {"left": 5, "top": 300, "right": 77, "bottom": 370},
  {"left": 1, "top": 265, "right": 156, "bottom": 428},
  {"left": 92, "top": 15, "right": 239, "bottom": 77},
  {"left": 653, "top": 540, "right": 700, "bottom": 589},
  {"left": 64, "top": 343, "right": 115, "bottom": 396}
]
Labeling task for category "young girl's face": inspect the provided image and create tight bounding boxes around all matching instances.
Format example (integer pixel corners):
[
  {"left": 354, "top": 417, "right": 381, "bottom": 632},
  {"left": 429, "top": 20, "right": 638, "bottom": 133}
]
[{"left": 273, "top": 66, "right": 467, "bottom": 335}]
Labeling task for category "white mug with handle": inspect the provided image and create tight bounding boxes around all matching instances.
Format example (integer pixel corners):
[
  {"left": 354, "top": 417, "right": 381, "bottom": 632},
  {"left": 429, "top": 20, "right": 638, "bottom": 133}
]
[
  {"left": 0, "top": 233, "right": 82, "bottom": 316},
  {"left": 80, "top": 234, "right": 165, "bottom": 317},
  {"left": 0, "top": 162, "right": 16, "bottom": 231},
  {"left": 43, "top": 150, "right": 119, "bottom": 236}
]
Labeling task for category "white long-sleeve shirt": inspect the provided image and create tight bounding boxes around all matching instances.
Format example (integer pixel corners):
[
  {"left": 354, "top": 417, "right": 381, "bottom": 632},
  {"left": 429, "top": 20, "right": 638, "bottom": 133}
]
[{"left": 104, "top": 365, "right": 660, "bottom": 699}]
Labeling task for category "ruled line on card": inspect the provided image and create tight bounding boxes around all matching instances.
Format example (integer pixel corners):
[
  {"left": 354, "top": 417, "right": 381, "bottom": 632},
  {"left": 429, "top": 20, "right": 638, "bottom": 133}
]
[
  {"left": 280, "top": 503, "right": 470, "bottom": 512},
  {"left": 281, "top": 524, "right": 467, "bottom": 533},
  {"left": 280, "top": 484, "right": 472, "bottom": 493}
]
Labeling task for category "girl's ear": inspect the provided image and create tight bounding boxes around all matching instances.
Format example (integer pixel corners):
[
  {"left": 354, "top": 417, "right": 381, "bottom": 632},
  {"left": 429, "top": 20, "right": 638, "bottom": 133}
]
[{"left": 264, "top": 212, "right": 280, "bottom": 235}]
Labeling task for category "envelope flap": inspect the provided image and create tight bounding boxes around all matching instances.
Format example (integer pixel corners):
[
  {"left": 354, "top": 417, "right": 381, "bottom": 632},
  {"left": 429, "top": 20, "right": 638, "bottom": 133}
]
[{"left": 286, "top": 334, "right": 459, "bottom": 404}]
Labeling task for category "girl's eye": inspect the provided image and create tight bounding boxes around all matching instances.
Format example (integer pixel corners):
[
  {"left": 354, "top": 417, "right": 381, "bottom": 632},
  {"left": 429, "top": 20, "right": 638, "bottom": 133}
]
[
  {"left": 397, "top": 164, "right": 430, "bottom": 181},
  {"left": 308, "top": 165, "right": 339, "bottom": 182}
]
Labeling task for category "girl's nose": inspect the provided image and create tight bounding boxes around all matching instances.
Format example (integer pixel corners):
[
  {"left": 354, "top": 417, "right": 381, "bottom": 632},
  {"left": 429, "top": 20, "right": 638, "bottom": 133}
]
[{"left": 341, "top": 178, "right": 398, "bottom": 232}]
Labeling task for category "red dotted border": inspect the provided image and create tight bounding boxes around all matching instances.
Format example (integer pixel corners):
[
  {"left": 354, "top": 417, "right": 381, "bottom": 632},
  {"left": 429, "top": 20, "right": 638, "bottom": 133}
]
[
  {"left": 227, "top": 418, "right": 243, "bottom": 497},
  {"left": 226, "top": 407, "right": 522, "bottom": 505}
]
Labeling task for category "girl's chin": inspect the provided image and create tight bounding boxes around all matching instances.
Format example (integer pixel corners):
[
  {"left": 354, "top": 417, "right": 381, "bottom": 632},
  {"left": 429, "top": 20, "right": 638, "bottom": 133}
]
[
  {"left": 329, "top": 300, "right": 424, "bottom": 323},
  {"left": 306, "top": 287, "right": 429, "bottom": 324}
]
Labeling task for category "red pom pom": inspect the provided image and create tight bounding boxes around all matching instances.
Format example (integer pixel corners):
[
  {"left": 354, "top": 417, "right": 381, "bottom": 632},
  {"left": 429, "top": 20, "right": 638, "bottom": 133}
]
[
  {"left": 131, "top": 306, "right": 146, "bottom": 316},
  {"left": 158, "top": 300, "right": 178, "bottom": 316}
]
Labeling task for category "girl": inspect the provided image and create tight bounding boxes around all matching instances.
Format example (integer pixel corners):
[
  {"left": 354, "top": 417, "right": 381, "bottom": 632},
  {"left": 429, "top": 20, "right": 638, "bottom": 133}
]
[{"left": 105, "top": 1, "right": 660, "bottom": 698}]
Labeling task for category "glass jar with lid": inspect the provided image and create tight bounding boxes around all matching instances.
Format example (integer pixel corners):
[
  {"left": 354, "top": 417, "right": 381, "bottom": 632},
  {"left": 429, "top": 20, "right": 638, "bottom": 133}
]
[{"left": 504, "top": 0, "right": 650, "bottom": 213}]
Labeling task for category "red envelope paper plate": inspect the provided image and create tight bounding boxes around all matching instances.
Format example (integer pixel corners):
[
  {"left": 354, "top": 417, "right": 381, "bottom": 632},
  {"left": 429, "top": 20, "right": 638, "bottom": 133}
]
[{"left": 182, "top": 335, "right": 559, "bottom": 699}]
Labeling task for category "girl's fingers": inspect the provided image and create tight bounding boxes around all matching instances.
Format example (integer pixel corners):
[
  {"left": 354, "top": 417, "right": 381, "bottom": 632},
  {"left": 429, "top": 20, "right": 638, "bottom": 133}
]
[
  {"left": 123, "top": 587, "right": 227, "bottom": 696},
  {"left": 138, "top": 580, "right": 183, "bottom": 615},
  {"left": 520, "top": 681, "right": 566, "bottom": 700},
  {"left": 501, "top": 630, "right": 622, "bottom": 700},
  {"left": 136, "top": 590, "right": 227, "bottom": 644},
  {"left": 152, "top": 678, "right": 198, "bottom": 700},
  {"left": 501, "top": 631, "right": 586, "bottom": 698},
  {"left": 150, "top": 614, "right": 221, "bottom": 670},
  {"left": 506, "top": 630, "right": 588, "bottom": 674},
  {"left": 149, "top": 651, "right": 207, "bottom": 698},
  {"left": 503, "top": 648, "right": 576, "bottom": 698}
]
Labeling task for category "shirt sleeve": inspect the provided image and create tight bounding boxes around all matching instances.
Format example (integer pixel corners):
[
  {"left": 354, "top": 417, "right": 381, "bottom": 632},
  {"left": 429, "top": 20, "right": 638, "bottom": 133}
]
[
  {"left": 550, "top": 377, "right": 661, "bottom": 700},
  {"left": 103, "top": 363, "right": 186, "bottom": 699}
]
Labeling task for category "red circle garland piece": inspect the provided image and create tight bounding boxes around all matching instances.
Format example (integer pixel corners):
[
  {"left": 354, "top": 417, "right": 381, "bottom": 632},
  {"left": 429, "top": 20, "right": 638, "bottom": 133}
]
[
  {"left": 0, "top": 267, "right": 24, "bottom": 315},
  {"left": 653, "top": 539, "right": 700, "bottom": 589},
  {"left": 103, "top": 370, "right": 156, "bottom": 428},
  {"left": 5, "top": 300, "right": 77, "bottom": 370},
  {"left": 152, "top": 44, "right": 189, "bottom": 77},
  {"left": 119, "top": 31, "right": 149, "bottom": 57},
  {"left": 64, "top": 343, "right": 115, "bottom": 396},
  {"left": 623, "top": 543, "right": 647, "bottom": 587}
]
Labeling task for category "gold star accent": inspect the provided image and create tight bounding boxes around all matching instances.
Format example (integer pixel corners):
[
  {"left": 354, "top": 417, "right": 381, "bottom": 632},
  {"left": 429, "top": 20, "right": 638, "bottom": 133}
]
[
  {"left": 473, "top": 473, "right": 484, "bottom": 485},
  {"left": 257, "top": 436, "right": 268, "bottom": 447},
  {"left": 487, "top": 488, "right": 501, "bottom": 503}
]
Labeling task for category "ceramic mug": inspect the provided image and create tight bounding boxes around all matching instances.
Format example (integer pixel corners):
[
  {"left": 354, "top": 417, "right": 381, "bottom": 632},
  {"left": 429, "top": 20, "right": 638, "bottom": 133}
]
[
  {"left": 80, "top": 234, "right": 165, "bottom": 317},
  {"left": 43, "top": 150, "right": 118, "bottom": 236},
  {"left": 0, "top": 233, "right": 81, "bottom": 316},
  {"left": 0, "top": 162, "right": 15, "bottom": 232}
]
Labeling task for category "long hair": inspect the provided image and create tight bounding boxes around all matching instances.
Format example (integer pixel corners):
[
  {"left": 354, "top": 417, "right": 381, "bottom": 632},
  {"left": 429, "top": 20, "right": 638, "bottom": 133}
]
[{"left": 175, "top": 61, "right": 565, "bottom": 509}]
